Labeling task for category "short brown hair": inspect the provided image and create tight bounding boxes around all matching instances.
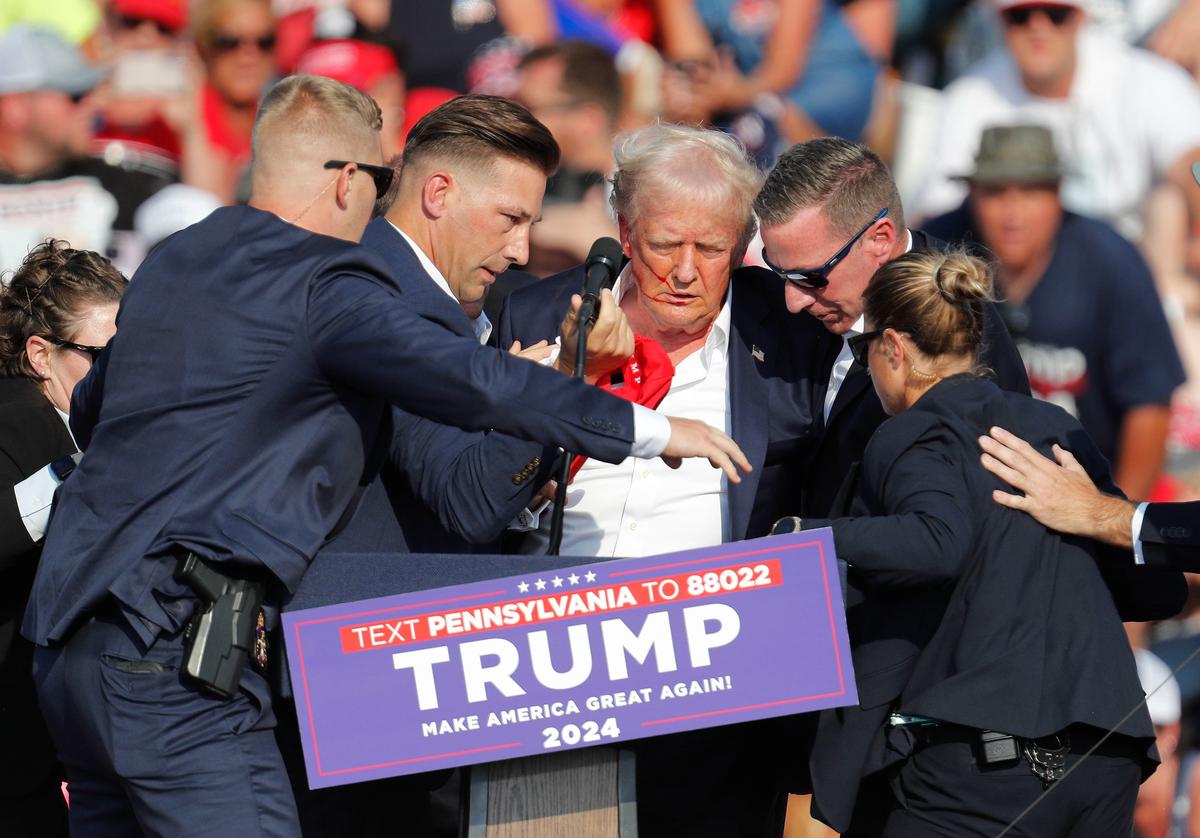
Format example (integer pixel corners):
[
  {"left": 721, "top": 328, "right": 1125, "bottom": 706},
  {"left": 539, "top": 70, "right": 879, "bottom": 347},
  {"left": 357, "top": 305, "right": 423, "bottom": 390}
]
[
  {"left": 401, "top": 94, "right": 560, "bottom": 177},
  {"left": 863, "top": 249, "right": 994, "bottom": 364},
  {"left": 755, "top": 138, "right": 904, "bottom": 236},
  {"left": 0, "top": 240, "right": 127, "bottom": 381},
  {"left": 519, "top": 40, "right": 621, "bottom": 123}
]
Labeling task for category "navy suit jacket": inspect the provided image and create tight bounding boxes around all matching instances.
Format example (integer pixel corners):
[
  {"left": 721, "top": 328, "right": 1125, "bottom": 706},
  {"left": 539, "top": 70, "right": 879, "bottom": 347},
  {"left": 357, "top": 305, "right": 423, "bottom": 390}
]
[
  {"left": 1139, "top": 503, "right": 1200, "bottom": 570},
  {"left": 804, "top": 376, "right": 1185, "bottom": 831},
  {"left": 25, "top": 206, "right": 639, "bottom": 647},
  {"left": 497, "top": 263, "right": 828, "bottom": 543},
  {"left": 326, "top": 219, "right": 555, "bottom": 553}
]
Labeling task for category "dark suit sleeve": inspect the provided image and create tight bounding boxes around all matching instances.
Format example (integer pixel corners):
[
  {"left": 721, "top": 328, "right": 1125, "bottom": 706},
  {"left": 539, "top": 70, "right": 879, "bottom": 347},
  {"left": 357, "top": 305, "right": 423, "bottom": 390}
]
[
  {"left": 981, "top": 302, "right": 1030, "bottom": 396},
  {"left": 307, "top": 267, "right": 636, "bottom": 465},
  {"left": 389, "top": 409, "right": 555, "bottom": 544},
  {"left": 68, "top": 338, "right": 112, "bottom": 450},
  {"left": 809, "top": 418, "right": 976, "bottom": 586},
  {"left": 1139, "top": 502, "right": 1200, "bottom": 572}
]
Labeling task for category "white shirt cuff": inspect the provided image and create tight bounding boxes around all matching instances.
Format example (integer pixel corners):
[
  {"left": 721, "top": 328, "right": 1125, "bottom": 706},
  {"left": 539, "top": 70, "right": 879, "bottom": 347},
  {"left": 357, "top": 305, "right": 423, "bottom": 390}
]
[
  {"left": 1131, "top": 501, "right": 1149, "bottom": 565},
  {"left": 15, "top": 463, "right": 59, "bottom": 543},
  {"left": 630, "top": 404, "right": 671, "bottom": 459}
]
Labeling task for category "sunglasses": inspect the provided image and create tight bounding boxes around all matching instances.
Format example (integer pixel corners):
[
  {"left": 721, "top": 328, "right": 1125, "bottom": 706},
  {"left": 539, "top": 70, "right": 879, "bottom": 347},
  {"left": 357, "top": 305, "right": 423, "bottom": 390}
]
[
  {"left": 324, "top": 160, "right": 396, "bottom": 199},
  {"left": 763, "top": 207, "right": 889, "bottom": 290},
  {"left": 115, "top": 14, "right": 178, "bottom": 37},
  {"left": 211, "top": 33, "right": 276, "bottom": 54},
  {"left": 1001, "top": 5, "right": 1074, "bottom": 26},
  {"left": 47, "top": 336, "right": 107, "bottom": 363}
]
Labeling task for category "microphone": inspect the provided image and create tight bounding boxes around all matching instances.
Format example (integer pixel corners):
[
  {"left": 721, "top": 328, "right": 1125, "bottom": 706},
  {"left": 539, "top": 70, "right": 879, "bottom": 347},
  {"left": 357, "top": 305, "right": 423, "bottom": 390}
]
[{"left": 576, "top": 237, "right": 623, "bottom": 330}]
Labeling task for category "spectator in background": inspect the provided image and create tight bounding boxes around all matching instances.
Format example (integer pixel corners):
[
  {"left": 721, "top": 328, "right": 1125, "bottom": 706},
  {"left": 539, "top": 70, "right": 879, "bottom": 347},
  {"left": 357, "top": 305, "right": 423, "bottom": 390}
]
[
  {"left": 0, "top": 241, "right": 126, "bottom": 838},
  {"left": 0, "top": 26, "right": 116, "bottom": 270},
  {"left": 1134, "top": 649, "right": 1184, "bottom": 838},
  {"left": 913, "top": 0, "right": 1200, "bottom": 311},
  {"left": 924, "top": 125, "right": 1185, "bottom": 500},
  {"left": 514, "top": 40, "right": 621, "bottom": 273},
  {"left": 193, "top": 0, "right": 277, "bottom": 201},
  {"left": 297, "top": 39, "right": 406, "bottom": 158},
  {"left": 656, "top": 0, "right": 887, "bottom": 162}
]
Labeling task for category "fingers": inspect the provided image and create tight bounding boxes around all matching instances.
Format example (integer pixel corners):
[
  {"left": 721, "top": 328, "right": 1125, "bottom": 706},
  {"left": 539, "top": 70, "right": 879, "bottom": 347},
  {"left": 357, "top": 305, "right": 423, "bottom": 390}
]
[
  {"left": 979, "top": 451, "right": 1026, "bottom": 490},
  {"left": 991, "top": 489, "right": 1027, "bottom": 510},
  {"left": 508, "top": 340, "right": 522, "bottom": 355},
  {"left": 1052, "top": 444, "right": 1087, "bottom": 475}
]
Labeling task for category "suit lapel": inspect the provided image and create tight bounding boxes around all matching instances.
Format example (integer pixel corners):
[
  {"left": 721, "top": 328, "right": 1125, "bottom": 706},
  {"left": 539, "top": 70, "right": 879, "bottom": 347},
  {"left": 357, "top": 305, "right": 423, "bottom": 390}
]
[
  {"left": 727, "top": 282, "right": 774, "bottom": 541},
  {"left": 826, "top": 363, "right": 872, "bottom": 430}
]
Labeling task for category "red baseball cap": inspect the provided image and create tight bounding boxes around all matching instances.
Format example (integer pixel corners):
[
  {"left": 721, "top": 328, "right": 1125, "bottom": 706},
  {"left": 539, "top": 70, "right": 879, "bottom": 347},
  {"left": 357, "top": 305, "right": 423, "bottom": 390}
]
[
  {"left": 111, "top": 0, "right": 188, "bottom": 33},
  {"left": 296, "top": 39, "right": 399, "bottom": 93},
  {"left": 994, "top": 0, "right": 1083, "bottom": 10}
]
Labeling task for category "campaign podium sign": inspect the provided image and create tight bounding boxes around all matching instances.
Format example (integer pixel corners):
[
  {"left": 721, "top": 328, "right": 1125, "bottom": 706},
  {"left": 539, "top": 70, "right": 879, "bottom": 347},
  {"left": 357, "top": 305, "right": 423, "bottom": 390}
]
[{"left": 283, "top": 530, "right": 855, "bottom": 790}]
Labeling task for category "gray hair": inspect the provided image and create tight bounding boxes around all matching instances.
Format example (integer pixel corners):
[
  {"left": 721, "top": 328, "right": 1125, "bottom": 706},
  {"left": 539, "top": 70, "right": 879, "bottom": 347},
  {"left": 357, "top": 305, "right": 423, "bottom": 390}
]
[
  {"left": 610, "top": 123, "right": 763, "bottom": 251},
  {"left": 755, "top": 138, "right": 905, "bottom": 236}
]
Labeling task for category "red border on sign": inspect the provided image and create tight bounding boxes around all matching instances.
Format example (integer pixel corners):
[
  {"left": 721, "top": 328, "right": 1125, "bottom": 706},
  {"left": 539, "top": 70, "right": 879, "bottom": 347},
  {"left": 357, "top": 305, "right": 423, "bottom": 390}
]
[{"left": 293, "top": 540, "right": 847, "bottom": 778}]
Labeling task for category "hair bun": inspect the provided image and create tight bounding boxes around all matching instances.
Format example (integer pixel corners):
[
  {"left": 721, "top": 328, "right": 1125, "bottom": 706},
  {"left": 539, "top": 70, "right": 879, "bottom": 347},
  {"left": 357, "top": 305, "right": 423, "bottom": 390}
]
[{"left": 933, "top": 252, "right": 994, "bottom": 307}]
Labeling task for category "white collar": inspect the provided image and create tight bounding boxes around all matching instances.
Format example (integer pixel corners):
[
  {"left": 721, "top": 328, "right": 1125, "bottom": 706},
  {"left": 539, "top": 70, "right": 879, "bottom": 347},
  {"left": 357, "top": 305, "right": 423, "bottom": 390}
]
[{"left": 391, "top": 221, "right": 492, "bottom": 344}]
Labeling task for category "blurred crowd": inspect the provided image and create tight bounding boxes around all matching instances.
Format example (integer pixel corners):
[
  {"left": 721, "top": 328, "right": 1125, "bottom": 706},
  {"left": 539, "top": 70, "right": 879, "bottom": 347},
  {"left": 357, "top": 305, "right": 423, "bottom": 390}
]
[{"left": 4, "top": 0, "right": 1200, "bottom": 834}]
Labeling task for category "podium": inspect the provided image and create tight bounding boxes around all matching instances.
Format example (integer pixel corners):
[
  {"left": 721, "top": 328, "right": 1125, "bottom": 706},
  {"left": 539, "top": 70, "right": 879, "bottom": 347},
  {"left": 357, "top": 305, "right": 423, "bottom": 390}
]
[{"left": 285, "top": 550, "right": 638, "bottom": 837}]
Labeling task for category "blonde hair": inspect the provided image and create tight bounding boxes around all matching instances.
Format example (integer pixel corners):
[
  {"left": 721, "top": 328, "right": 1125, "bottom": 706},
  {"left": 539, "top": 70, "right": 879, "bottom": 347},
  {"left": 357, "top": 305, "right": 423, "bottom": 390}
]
[
  {"left": 863, "top": 250, "right": 995, "bottom": 365},
  {"left": 251, "top": 74, "right": 382, "bottom": 166}
]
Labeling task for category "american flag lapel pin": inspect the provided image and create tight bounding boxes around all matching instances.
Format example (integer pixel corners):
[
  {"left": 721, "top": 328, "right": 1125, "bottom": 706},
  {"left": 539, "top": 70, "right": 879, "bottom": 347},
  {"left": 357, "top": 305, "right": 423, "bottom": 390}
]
[{"left": 752, "top": 345, "right": 765, "bottom": 362}]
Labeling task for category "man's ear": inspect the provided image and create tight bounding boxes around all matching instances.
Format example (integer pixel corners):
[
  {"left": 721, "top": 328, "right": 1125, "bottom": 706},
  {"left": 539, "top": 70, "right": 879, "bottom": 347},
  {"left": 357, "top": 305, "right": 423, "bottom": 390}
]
[
  {"left": 334, "top": 164, "right": 357, "bottom": 210},
  {"left": 867, "top": 216, "right": 898, "bottom": 263},
  {"left": 421, "top": 171, "right": 454, "bottom": 219},
  {"left": 617, "top": 215, "right": 632, "bottom": 257}
]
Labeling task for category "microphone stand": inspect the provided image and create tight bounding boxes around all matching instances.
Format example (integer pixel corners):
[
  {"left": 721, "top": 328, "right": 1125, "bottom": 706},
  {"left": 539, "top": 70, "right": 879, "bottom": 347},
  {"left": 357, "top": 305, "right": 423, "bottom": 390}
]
[{"left": 546, "top": 313, "right": 592, "bottom": 556}]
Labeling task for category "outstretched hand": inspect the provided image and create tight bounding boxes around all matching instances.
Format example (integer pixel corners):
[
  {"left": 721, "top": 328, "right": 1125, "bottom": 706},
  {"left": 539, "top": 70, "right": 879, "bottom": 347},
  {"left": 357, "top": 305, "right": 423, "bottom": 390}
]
[
  {"left": 661, "top": 416, "right": 752, "bottom": 483},
  {"left": 978, "top": 425, "right": 1132, "bottom": 544}
]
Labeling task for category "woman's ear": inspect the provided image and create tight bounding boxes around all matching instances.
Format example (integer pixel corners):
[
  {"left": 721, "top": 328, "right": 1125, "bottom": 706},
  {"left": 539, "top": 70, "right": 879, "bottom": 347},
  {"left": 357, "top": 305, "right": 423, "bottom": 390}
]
[
  {"left": 25, "top": 334, "right": 50, "bottom": 379},
  {"left": 882, "top": 328, "right": 906, "bottom": 369}
]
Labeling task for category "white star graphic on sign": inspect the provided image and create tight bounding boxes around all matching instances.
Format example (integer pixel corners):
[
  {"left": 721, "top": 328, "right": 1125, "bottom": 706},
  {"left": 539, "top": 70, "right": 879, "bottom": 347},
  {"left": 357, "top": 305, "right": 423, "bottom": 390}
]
[
  {"left": 552, "top": 576, "right": 564, "bottom": 588},
  {"left": 517, "top": 581, "right": 530, "bottom": 593},
  {"left": 584, "top": 571, "right": 597, "bottom": 582},
  {"left": 535, "top": 578, "right": 547, "bottom": 590},
  {"left": 568, "top": 573, "right": 580, "bottom": 585}
]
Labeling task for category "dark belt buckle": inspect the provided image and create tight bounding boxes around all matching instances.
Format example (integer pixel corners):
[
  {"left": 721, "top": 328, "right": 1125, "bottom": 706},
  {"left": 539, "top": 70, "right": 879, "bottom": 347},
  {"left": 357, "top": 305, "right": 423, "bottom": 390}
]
[{"left": 1023, "top": 734, "right": 1069, "bottom": 788}]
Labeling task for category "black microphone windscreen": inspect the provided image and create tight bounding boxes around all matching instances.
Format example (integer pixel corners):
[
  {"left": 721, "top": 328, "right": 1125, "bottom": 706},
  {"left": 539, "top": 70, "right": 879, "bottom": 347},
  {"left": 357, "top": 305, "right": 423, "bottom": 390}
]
[{"left": 582, "top": 237, "right": 623, "bottom": 295}]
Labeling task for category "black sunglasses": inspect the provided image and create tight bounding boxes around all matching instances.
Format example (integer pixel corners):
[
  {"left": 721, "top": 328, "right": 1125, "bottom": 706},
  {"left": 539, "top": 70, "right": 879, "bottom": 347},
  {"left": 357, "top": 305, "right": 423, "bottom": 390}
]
[
  {"left": 211, "top": 33, "right": 276, "bottom": 53},
  {"left": 47, "top": 336, "right": 106, "bottom": 363},
  {"left": 324, "top": 160, "right": 396, "bottom": 199},
  {"left": 763, "top": 207, "right": 889, "bottom": 290},
  {"left": 115, "top": 14, "right": 178, "bottom": 36},
  {"left": 1001, "top": 5, "right": 1074, "bottom": 26},
  {"left": 847, "top": 328, "right": 887, "bottom": 368}
]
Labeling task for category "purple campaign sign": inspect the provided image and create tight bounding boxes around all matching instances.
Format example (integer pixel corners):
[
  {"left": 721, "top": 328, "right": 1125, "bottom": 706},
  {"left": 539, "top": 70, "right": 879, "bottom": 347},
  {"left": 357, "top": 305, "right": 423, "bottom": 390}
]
[{"left": 283, "top": 530, "right": 856, "bottom": 789}]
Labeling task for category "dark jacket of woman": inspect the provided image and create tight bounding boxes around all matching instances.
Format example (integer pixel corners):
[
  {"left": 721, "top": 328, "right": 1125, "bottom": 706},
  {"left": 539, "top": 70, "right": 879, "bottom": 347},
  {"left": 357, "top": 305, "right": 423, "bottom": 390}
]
[
  {"left": 0, "top": 375, "right": 75, "bottom": 791},
  {"left": 806, "top": 374, "right": 1186, "bottom": 831}
]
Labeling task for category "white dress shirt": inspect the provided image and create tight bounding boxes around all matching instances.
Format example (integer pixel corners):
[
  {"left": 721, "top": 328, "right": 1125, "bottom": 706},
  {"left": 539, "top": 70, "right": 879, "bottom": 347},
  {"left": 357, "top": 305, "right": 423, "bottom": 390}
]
[
  {"left": 386, "top": 223, "right": 670, "bottom": 457},
  {"left": 522, "top": 265, "right": 732, "bottom": 558},
  {"left": 13, "top": 407, "right": 75, "bottom": 542}
]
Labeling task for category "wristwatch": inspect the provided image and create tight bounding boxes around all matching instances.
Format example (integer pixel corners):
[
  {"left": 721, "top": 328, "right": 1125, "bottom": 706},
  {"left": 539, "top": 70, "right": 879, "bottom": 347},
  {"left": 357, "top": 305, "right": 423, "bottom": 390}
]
[{"left": 49, "top": 452, "right": 83, "bottom": 482}]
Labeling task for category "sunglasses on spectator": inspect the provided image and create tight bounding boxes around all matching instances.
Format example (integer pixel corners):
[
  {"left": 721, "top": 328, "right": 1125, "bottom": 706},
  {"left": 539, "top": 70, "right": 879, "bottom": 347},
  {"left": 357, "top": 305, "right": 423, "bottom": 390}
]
[
  {"left": 847, "top": 328, "right": 902, "bottom": 368},
  {"left": 211, "top": 33, "right": 276, "bottom": 54},
  {"left": 324, "top": 160, "right": 396, "bottom": 198},
  {"left": 1001, "top": 5, "right": 1075, "bottom": 26},
  {"left": 46, "top": 337, "right": 107, "bottom": 363},
  {"left": 762, "top": 207, "right": 889, "bottom": 290},
  {"left": 114, "top": 14, "right": 177, "bottom": 37}
]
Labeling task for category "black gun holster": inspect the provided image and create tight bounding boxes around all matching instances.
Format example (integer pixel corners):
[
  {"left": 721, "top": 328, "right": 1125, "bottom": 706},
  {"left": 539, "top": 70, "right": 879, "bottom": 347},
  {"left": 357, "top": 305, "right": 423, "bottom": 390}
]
[{"left": 174, "top": 552, "right": 266, "bottom": 699}]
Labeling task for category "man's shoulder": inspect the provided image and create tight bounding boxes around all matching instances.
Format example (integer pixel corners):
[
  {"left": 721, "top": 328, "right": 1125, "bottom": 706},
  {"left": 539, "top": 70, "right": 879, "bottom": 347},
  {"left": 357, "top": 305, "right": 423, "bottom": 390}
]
[
  {"left": 506, "top": 264, "right": 585, "bottom": 310},
  {"left": 945, "top": 50, "right": 1024, "bottom": 102},
  {"left": 1056, "top": 213, "right": 1152, "bottom": 280}
]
